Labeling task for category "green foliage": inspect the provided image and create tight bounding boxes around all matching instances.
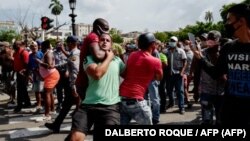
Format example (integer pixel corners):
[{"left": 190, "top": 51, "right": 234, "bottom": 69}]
[
  {"left": 160, "top": 1, "right": 249, "bottom": 41},
  {"left": 154, "top": 32, "right": 168, "bottom": 43},
  {"left": 49, "top": 0, "right": 63, "bottom": 16},
  {"left": 109, "top": 28, "right": 117, "bottom": 35},
  {"left": 163, "top": 21, "right": 225, "bottom": 41},
  {"left": 0, "top": 30, "right": 21, "bottom": 43},
  {"left": 219, "top": 0, "right": 249, "bottom": 23},
  {"left": 47, "top": 38, "right": 57, "bottom": 47},
  {"left": 220, "top": 3, "right": 236, "bottom": 23},
  {"left": 111, "top": 34, "right": 123, "bottom": 44},
  {"left": 109, "top": 28, "right": 124, "bottom": 43}
]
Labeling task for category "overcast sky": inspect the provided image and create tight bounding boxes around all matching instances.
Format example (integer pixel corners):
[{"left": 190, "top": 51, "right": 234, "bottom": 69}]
[{"left": 0, "top": 0, "right": 242, "bottom": 33}]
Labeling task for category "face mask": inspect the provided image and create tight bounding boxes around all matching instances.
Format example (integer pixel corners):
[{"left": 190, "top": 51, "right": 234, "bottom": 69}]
[
  {"left": 225, "top": 24, "right": 236, "bottom": 37},
  {"left": 225, "top": 20, "right": 240, "bottom": 37},
  {"left": 169, "top": 42, "right": 177, "bottom": 48}
]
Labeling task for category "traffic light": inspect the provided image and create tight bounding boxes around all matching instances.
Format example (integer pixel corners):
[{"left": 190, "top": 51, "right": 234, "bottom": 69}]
[{"left": 41, "top": 16, "right": 54, "bottom": 30}]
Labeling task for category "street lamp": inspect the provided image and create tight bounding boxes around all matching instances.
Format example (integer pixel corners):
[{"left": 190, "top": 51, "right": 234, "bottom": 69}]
[{"left": 69, "top": 0, "right": 77, "bottom": 36}]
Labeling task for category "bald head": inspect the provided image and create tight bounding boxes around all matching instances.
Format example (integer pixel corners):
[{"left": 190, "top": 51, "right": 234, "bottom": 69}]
[{"left": 93, "top": 18, "right": 109, "bottom": 36}]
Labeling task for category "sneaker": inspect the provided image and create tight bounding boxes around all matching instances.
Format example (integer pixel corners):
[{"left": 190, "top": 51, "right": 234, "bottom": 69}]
[
  {"left": 7, "top": 101, "right": 16, "bottom": 108},
  {"left": 33, "top": 106, "right": 44, "bottom": 114},
  {"left": 50, "top": 111, "right": 57, "bottom": 115},
  {"left": 180, "top": 109, "right": 185, "bottom": 115},
  {"left": 44, "top": 123, "right": 60, "bottom": 133},
  {"left": 35, "top": 115, "right": 52, "bottom": 122}
]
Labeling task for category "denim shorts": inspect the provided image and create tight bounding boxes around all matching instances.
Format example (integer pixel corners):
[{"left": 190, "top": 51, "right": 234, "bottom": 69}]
[{"left": 120, "top": 99, "right": 152, "bottom": 125}]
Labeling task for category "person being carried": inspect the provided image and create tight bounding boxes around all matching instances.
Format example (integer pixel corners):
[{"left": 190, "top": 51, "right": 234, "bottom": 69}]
[{"left": 75, "top": 18, "right": 110, "bottom": 101}]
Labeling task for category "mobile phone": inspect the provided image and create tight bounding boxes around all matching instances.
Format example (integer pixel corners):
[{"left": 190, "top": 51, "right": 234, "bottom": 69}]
[{"left": 188, "top": 33, "right": 197, "bottom": 49}]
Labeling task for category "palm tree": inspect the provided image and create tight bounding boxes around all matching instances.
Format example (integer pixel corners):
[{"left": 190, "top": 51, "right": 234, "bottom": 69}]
[
  {"left": 49, "top": 0, "right": 63, "bottom": 39},
  {"left": 205, "top": 11, "right": 213, "bottom": 23}
]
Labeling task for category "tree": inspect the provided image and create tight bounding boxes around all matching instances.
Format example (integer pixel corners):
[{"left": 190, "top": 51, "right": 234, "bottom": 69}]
[
  {"left": 111, "top": 34, "right": 123, "bottom": 43},
  {"left": 205, "top": 11, "right": 214, "bottom": 23},
  {"left": 49, "top": 0, "right": 63, "bottom": 40},
  {"left": 110, "top": 28, "right": 124, "bottom": 43},
  {"left": 0, "top": 30, "right": 21, "bottom": 43},
  {"left": 154, "top": 32, "right": 168, "bottom": 43},
  {"left": 109, "top": 28, "right": 118, "bottom": 35},
  {"left": 7, "top": 2, "right": 36, "bottom": 41},
  {"left": 220, "top": 0, "right": 249, "bottom": 24},
  {"left": 47, "top": 38, "right": 57, "bottom": 48},
  {"left": 163, "top": 21, "right": 225, "bottom": 41}
]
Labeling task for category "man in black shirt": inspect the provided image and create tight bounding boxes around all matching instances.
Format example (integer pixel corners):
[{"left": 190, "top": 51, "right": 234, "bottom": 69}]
[{"left": 193, "top": 3, "right": 250, "bottom": 125}]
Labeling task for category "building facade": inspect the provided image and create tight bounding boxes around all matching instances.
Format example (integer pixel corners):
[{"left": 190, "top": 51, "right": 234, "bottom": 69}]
[{"left": 0, "top": 21, "right": 18, "bottom": 31}]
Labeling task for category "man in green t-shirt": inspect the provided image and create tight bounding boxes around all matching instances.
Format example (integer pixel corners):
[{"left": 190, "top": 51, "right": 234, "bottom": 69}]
[{"left": 67, "top": 33, "right": 125, "bottom": 141}]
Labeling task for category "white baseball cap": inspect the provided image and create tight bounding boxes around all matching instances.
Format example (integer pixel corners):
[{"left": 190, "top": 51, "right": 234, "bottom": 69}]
[{"left": 170, "top": 36, "right": 178, "bottom": 42}]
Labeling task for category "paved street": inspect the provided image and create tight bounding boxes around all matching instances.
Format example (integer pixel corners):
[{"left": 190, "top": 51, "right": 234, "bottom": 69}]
[{"left": 0, "top": 84, "right": 201, "bottom": 141}]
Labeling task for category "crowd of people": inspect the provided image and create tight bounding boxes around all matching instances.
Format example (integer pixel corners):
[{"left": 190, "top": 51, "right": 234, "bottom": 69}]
[{"left": 0, "top": 3, "right": 249, "bottom": 141}]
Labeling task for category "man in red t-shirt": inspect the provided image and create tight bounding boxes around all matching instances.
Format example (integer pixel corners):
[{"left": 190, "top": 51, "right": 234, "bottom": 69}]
[
  {"left": 75, "top": 18, "right": 109, "bottom": 101},
  {"left": 13, "top": 40, "right": 31, "bottom": 112},
  {"left": 120, "top": 33, "right": 163, "bottom": 125}
]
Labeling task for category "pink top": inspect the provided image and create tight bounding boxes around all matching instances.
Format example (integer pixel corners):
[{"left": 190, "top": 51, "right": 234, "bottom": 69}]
[
  {"left": 39, "top": 50, "right": 56, "bottom": 78},
  {"left": 120, "top": 51, "right": 162, "bottom": 100}
]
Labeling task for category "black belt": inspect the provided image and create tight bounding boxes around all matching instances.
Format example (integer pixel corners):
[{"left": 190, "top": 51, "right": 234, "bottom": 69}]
[
  {"left": 122, "top": 98, "right": 143, "bottom": 102},
  {"left": 122, "top": 98, "right": 144, "bottom": 101},
  {"left": 122, "top": 98, "right": 143, "bottom": 105}
]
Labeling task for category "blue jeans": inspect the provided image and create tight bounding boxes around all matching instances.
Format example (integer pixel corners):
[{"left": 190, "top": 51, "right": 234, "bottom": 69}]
[
  {"left": 167, "top": 74, "right": 184, "bottom": 110},
  {"left": 120, "top": 100, "right": 152, "bottom": 125},
  {"left": 147, "top": 80, "right": 160, "bottom": 124}
]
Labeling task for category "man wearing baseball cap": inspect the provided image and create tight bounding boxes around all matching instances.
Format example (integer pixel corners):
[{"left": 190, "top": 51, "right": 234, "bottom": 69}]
[
  {"left": 45, "top": 35, "right": 80, "bottom": 133},
  {"left": 120, "top": 33, "right": 163, "bottom": 125},
  {"left": 198, "top": 30, "right": 225, "bottom": 125}
]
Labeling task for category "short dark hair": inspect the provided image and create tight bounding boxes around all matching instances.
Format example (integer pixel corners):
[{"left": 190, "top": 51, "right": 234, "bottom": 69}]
[
  {"left": 41, "top": 40, "right": 50, "bottom": 50},
  {"left": 228, "top": 3, "right": 250, "bottom": 27}
]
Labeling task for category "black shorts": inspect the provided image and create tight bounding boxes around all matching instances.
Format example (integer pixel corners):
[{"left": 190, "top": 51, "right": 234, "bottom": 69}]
[{"left": 71, "top": 103, "right": 120, "bottom": 135}]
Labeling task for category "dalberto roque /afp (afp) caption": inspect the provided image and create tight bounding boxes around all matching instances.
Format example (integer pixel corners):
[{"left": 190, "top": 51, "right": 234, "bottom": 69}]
[{"left": 94, "top": 125, "right": 249, "bottom": 140}]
